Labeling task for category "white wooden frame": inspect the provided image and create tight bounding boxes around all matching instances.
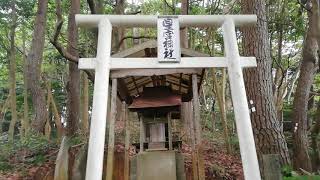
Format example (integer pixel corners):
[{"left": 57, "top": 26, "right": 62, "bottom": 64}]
[{"left": 76, "top": 15, "right": 261, "bottom": 180}]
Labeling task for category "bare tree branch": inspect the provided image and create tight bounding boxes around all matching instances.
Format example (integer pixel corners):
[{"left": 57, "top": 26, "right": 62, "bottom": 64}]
[
  {"left": 126, "top": 10, "right": 141, "bottom": 15},
  {"left": 50, "top": 0, "right": 78, "bottom": 63},
  {"left": 163, "top": 0, "right": 175, "bottom": 12},
  {"left": 87, "top": 0, "right": 97, "bottom": 14}
]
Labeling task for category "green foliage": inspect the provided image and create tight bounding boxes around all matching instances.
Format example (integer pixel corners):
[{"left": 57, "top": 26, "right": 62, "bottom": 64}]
[
  {"left": 0, "top": 133, "right": 57, "bottom": 172},
  {"left": 284, "top": 177, "right": 320, "bottom": 180},
  {"left": 0, "top": 157, "right": 13, "bottom": 171},
  {"left": 282, "top": 165, "right": 320, "bottom": 179},
  {"left": 282, "top": 165, "right": 295, "bottom": 177},
  {"left": 25, "top": 154, "right": 46, "bottom": 165}
]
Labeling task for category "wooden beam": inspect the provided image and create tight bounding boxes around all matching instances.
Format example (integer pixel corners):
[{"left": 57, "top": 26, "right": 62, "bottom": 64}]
[
  {"left": 188, "top": 101, "right": 198, "bottom": 180},
  {"left": 111, "top": 68, "right": 201, "bottom": 78},
  {"left": 192, "top": 74, "right": 201, "bottom": 145},
  {"left": 167, "top": 75, "right": 190, "bottom": 87},
  {"left": 131, "top": 76, "right": 140, "bottom": 94},
  {"left": 161, "top": 75, "right": 166, "bottom": 86},
  {"left": 127, "top": 79, "right": 152, "bottom": 91},
  {"left": 106, "top": 79, "right": 118, "bottom": 180},
  {"left": 151, "top": 75, "right": 157, "bottom": 86},
  {"left": 198, "top": 69, "right": 205, "bottom": 91},
  {"left": 168, "top": 112, "right": 173, "bottom": 150},
  {"left": 128, "top": 78, "right": 152, "bottom": 91},
  {"left": 179, "top": 73, "right": 182, "bottom": 93},
  {"left": 124, "top": 102, "right": 130, "bottom": 180},
  {"left": 125, "top": 76, "right": 146, "bottom": 85},
  {"left": 188, "top": 74, "right": 192, "bottom": 94},
  {"left": 134, "top": 79, "right": 152, "bottom": 88},
  {"left": 166, "top": 79, "right": 189, "bottom": 89},
  {"left": 139, "top": 115, "right": 145, "bottom": 152}
]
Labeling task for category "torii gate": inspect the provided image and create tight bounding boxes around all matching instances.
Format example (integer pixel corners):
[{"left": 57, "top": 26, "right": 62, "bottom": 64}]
[{"left": 76, "top": 15, "right": 261, "bottom": 180}]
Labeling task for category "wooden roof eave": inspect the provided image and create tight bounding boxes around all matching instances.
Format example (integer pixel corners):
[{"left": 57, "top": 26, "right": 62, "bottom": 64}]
[{"left": 110, "top": 40, "right": 209, "bottom": 102}]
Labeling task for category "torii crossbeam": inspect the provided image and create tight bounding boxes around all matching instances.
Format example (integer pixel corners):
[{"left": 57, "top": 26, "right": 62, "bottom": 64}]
[{"left": 76, "top": 15, "right": 261, "bottom": 180}]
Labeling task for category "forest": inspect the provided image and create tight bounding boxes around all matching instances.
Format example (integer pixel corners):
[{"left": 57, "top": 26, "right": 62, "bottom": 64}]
[{"left": 0, "top": 0, "right": 320, "bottom": 179}]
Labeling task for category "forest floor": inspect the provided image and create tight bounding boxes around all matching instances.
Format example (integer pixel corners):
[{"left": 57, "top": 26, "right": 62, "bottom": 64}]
[{"left": 0, "top": 137, "right": 243, "bottom": 180}]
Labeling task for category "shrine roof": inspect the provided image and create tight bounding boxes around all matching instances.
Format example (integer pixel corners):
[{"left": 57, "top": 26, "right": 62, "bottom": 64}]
[
  {"left": 111, "top": 40, "right": 208, "bottom": 103},
  {"left": 129, "top": 86, "right": 181, "bottom": 109}
]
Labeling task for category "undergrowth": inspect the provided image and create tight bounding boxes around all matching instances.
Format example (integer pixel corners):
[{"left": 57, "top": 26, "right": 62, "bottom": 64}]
[{"left": 0, "top": 133, "right": 57, "bottom": 173}]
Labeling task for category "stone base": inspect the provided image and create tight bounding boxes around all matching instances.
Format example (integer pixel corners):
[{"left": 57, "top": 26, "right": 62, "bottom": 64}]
[
  {"left": 130, "top": 151, "right": 186, "bottom": 180},
  {"left": 148, "top": 142, "right": 166, "bottom": 149}
]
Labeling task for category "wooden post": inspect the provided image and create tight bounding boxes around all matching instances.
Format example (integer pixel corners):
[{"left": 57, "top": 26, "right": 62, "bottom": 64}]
[
  {"left": 106, "top": 79, "right": 118, "bottom": 180},
  {"left": 262, "top": 154, "right": 281, "bottom": 180},
  {"left": 222, "top": 18, "right": 261, "bottom": 180},
  {"left": 124, "top": 102, "right": 130, "bottom": 180},
  {"left": 188, "top": 101, "right": 199, "bottom": 180},
  {"left": 181, "top": 102, "right": 190, "bottom": 142},
  {"left": 192, "top": 74, "right": 205, "bottom": 180},
  {"left": 168, "top": 112, "right": 173, "bottom": 150},
  {"left": 139, "top": 115, "right": 145, "bottom": 152},
  {"left": 192, "top": 74, "right": 201, "bottom": 144}
]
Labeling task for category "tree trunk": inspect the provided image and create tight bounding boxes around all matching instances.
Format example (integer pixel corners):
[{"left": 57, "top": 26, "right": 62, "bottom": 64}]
[
  {"left": 273, "top": 0, "right": 287, "bottom": 131},
  {"left": 22, "top": 25, "right": 29, "bottom": 137},
  {"left": 113, "top": 0, "right": 125, "bottom": 52},
  {"left": 45, "top": 89, "right": 52, "bottom": 140},
  {"left": 240, "top": 0, "right": 291, "bottom": 166},
  {"left": 45, "top": 80, "right": 64, "bottom": 140},
  {"left": 27, "top": 0, "right": 49, "bottom": 133},
  {"left": 180, "top": 0, "right": 188, "bottom": 48},
  {"left": 0, "top": 94, "right": 11, "bottom": 134},
  {"left": 8, "top": 0, "right": 17, "bottom": 142},
  {"left": 81, "top": 72, "right": 89, "bottom": 134},
  {"left": 311, "top": 100, "right": 320, "bottom": 171},
  {"left": 66, "top": 0, "right": 80, "bottom": 136},
  {"left": 212, "top": 68, "right": 232, "bottom": 153},
  {"left": 292, "top": 1, "right": 318, "bottom": 171},
  {"left": 314, "top": 0, "right": 320, "bottom": 49}
]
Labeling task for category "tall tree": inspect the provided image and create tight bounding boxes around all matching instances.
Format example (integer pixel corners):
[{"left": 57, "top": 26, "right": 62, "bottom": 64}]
[
  {"left": 8, "top": 0, "right": 17, "bottom": 141},
  {"left": 114, "top": 0, "right": 126, "bottom": 52},
  {"left": 22, "top": 25, "right": 29, "bottom": 136},
  {"left": 180, "top": 0, "right": 188, "bottom": 48},
  {"left": 311, "top": 100, "right": 320, "bottom": 170},
  {"left": 27, "top": 0, "right": 49, "bottom": 133},
  {"left": 66, "top": 0, "right": 81, "bottom": 136},
  {"left": 240, "top": 0, "right": 291, "bottom": 166},
  {"left": 272, "top": 0, "right": 287, "bottom": 127},
  {"left": 292, "top": 0, "right": 319, "bottom": 171},
  {"left": 81, "top": 72, "right": 89, "bottom": 134}
]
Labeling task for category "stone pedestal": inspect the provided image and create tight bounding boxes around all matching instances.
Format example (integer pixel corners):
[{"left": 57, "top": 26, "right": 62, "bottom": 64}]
[{"left": 130, "top": 151, "right": 186, "bottom": 180}]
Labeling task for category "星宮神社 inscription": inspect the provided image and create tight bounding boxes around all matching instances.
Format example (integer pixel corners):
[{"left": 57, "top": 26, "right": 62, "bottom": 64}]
[{"left": 157, "top": 16, "right": 181, "bottom": 63}]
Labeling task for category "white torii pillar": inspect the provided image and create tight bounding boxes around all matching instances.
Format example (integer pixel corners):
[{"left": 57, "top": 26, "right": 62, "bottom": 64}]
[
  {"left": 83, "top": 19, "right": 112, "bottom": 180},
  {"left": 76, "top": 15, "right": 261, "bottom": 180}
]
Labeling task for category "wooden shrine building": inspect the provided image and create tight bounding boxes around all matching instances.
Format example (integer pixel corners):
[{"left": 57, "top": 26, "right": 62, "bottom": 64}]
[{"left": 110, "top": 40, "right": 207, "bottom": 180}]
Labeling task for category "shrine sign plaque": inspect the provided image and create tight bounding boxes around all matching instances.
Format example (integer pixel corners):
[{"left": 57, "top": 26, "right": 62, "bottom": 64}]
[{"left": 157, "top": 16, "right": 181, "bottom": 63}]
